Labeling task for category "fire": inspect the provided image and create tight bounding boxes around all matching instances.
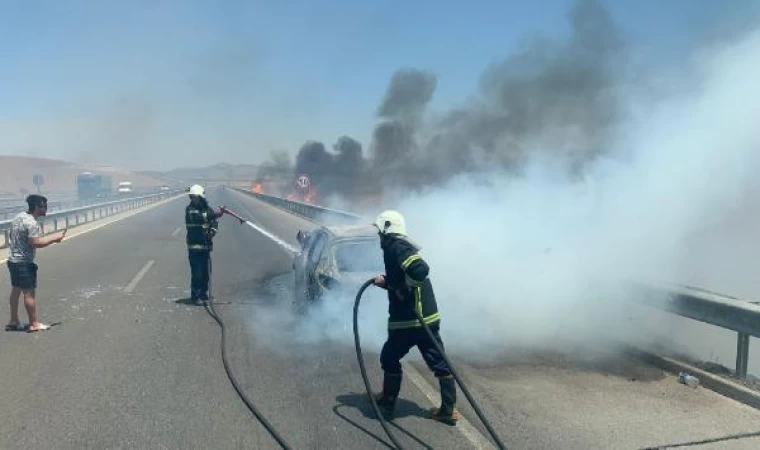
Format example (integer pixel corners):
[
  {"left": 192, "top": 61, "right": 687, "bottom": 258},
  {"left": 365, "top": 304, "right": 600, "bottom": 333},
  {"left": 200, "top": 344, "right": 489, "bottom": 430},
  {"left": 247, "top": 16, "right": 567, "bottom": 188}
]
[
  {"left": 285, "top": 187, "right": 318, "bottom": 204},
  {"left": 251, "top": 182, "right": 263, "bottom": 194},
  {"left": 303, "top": 189, "right": 317, "bottom": 204}
]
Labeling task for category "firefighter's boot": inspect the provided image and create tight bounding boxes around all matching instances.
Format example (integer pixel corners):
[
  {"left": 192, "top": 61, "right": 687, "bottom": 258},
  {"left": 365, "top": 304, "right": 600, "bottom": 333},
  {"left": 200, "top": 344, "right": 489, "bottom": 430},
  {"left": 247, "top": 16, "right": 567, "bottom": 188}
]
[
  {"left": 368, "top": 372, "right": 402, "bottom": 419},
  {"left": 431, "top": 375, "right": 461, "bottom": 425}
]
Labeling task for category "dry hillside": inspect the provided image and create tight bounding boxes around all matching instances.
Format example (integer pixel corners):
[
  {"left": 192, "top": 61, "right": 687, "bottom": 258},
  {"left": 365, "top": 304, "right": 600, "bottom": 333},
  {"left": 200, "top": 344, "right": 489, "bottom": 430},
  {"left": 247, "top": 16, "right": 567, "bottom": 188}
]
[{"left": 0, "top": 156, "right": 168, "bottom": 198}]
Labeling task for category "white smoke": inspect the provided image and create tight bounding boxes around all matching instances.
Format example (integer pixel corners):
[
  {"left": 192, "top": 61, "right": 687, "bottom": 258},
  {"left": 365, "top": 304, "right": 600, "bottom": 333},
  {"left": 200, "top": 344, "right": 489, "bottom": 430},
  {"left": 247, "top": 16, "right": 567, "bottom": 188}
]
[
  {"left": 243, "top": 278, "right": 391, "bottom": 356},
  {"left": 243, "top": 26, "right": 760, "bottom": 365},
  {"left": 383, "top": 26, "right": 760, "bottom": 357}
]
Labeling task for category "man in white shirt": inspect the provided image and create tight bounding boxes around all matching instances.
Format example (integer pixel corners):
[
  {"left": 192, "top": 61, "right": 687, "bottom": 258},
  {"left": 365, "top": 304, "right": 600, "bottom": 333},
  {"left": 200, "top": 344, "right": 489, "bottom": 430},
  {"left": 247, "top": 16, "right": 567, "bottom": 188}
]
[{"left": 6, "top": 195, "right": 65, "bottom": 332}]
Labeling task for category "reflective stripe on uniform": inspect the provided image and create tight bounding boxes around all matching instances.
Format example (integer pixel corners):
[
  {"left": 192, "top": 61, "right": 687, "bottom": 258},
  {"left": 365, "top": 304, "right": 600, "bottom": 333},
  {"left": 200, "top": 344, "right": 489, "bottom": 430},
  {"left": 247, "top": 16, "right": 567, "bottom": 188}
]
[
  {"left": 415, "top": 286, "right": 423, "bottom": 318},
  {"left": 401, "top": 254, "right": 421, "bottom": 270},
  {"left": 388, "top": 312, "right": 441, "bottom": 330},
  {"left": 186, "top": 224, "right": 210, "bottom": 228},
  {"left": 187, "top": 244, "right": 209, "bottom": 250}
]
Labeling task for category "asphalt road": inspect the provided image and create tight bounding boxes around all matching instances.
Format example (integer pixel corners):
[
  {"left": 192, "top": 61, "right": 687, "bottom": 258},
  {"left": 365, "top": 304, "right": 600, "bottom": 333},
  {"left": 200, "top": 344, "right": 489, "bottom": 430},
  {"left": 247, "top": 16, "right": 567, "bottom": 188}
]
[{"left": 1, "top": 186, "right": 760, "bottom": 449}]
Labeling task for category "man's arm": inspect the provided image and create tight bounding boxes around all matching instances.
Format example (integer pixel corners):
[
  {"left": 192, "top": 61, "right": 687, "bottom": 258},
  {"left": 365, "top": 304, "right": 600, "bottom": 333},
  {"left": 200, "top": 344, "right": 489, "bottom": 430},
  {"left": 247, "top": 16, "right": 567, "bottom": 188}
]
[
  {"left": 28, "top": 229, "right": 64, "bottom": 248},
  {"left": 29, "top": 235, "right": 59, "bottom": 248}
]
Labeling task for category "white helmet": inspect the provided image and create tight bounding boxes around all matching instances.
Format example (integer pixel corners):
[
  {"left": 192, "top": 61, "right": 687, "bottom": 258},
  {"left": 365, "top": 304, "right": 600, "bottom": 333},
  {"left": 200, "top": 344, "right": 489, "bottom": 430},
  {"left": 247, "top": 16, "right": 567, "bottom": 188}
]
[
  {"left": 189, "top": 184, "right": 205, "bottom": 197},
  {"left": 373, "top": 210, "right": 406, "bottom": 236}
]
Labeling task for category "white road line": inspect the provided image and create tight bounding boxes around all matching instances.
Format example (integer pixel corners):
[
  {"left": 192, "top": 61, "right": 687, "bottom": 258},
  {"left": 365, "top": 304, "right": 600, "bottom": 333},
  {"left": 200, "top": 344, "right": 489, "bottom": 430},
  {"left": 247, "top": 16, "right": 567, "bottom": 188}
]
[
  {"left": 124, "top": 260, "right": 155, "bottom": 293},
  {"left": 404, "top": 364, "right": 494, "bottom": 450},
  {"left": 172, "top": 227, "right": 182, "bottom": 237}
]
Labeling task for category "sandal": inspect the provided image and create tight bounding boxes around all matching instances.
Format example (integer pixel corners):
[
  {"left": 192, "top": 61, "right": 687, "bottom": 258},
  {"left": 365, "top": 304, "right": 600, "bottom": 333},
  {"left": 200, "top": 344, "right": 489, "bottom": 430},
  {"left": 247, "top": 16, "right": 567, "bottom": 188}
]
[{"left": 5, "top": 322, "right": 28, "bottom": 332}]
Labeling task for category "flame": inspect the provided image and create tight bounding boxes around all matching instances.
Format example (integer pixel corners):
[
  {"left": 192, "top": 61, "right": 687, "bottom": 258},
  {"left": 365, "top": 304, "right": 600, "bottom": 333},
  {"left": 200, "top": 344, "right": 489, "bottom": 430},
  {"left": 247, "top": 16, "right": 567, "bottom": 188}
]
[
  {"left": 302, "top": 184, "right": 318, "bottom": 204},
  {"left": 251, "top": 182, "right": 263, "bottom": 194}
]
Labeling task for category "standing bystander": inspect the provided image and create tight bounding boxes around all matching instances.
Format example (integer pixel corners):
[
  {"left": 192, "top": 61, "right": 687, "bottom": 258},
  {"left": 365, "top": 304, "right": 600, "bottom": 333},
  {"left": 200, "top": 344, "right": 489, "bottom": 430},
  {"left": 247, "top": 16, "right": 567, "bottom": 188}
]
[{"left": 5, "top": 195, "right": 65, "bottom": 332}]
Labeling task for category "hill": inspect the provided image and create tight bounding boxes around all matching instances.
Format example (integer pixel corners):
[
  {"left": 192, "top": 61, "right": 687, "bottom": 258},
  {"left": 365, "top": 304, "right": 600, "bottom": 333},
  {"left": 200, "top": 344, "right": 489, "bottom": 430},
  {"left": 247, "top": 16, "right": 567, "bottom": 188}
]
[{"left": 0, "top": 156, "right": 171, "bottom": 199}]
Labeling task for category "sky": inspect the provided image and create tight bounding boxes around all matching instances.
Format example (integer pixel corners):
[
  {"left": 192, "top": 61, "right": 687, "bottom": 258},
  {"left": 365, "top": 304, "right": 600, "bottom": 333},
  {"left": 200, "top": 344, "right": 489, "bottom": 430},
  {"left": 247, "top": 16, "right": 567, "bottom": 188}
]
[{"left": 1, "top": 0, "right": 758, "bottom": 171}]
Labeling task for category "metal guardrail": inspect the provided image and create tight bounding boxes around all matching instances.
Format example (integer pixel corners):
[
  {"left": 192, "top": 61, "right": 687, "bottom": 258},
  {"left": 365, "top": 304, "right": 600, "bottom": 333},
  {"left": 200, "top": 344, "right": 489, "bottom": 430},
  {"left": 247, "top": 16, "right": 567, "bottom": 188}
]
[
  {"left": 632, "top": 282, "right": 759, "bottom": 377},
  {"left": 229, "top": 187, "right": 363, "bottom": 225},
  {"left": 0, "top": 191, "right": 172, "bottom": 220},
  {"left": 0, "top": 190, "right": 185, "bottom": 249},
  {"left": 229, "top": 186, "right": 759, "bottom": 379}
]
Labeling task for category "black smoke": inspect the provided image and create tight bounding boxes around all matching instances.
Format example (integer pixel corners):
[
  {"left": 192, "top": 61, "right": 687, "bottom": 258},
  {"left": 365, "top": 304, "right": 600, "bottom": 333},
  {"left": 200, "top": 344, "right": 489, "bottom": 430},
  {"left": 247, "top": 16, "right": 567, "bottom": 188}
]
[
  {"left": 269, "top": 0, "right": 628, "bottom": 200},
  {"left": 290, "top": 137, "right": 366, "bottom": 199},
  {"left": 405, "top": 0, "right": 625, "bottom": 183},
  {"left": 370, "top": 70, "right": 437, "bottom": 188}
]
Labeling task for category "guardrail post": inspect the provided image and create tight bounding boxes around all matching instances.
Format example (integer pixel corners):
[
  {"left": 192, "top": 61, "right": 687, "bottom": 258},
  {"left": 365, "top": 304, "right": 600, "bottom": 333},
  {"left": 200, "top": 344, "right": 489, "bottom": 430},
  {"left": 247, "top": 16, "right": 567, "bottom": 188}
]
[{"left": 736, "top": 332, "right": 750, "bottom": 378}]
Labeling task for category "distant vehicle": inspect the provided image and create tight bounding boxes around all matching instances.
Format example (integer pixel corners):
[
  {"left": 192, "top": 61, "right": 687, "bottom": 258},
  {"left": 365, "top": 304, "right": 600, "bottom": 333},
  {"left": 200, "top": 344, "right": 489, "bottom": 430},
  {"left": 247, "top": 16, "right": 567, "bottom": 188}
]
[
  {"left": 293, "top": 224, "right": 383, "bottom": 305},
  {"left": 76, "top": 172, "right": 112, "bottom": 200},
  {"left": 117, "top": 181, "right": 133, "bottom": 195},
  {"left": 160, "top": 185, "right": 170, "bottom": 191}
]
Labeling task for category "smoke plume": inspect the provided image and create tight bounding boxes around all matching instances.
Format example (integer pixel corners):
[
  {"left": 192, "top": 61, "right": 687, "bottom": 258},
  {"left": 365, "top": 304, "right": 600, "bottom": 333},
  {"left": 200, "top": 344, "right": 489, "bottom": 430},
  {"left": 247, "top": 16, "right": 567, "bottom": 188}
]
[
  {"left": 385, "top": 24, "right": 760, "bottom": 358},
  {"left": 288, "top": 136, "right": 368, "bottom": 200},
  {"left": 283, "top": 0, "right": 626, "bottom": 198},
  {"left": 255, "top": 2, "right": 760, "bottom": 369}
]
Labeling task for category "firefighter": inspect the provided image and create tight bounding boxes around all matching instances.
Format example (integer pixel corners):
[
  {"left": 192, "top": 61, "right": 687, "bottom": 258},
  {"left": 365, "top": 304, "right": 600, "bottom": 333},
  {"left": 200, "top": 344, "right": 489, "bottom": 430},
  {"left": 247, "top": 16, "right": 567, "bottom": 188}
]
[
  {"left": 370, "top": 210, "right": 460, "bottom": 425},
  {"left": 185, "top": 185, "right": 221, "bottom": 305}
]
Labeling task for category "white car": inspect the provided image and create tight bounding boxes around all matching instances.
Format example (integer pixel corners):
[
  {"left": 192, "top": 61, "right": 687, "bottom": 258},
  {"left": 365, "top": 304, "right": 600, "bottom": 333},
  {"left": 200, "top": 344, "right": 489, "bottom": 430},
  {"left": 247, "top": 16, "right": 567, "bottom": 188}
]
[{"left": 117, "top": 182, "right": 133, "bottom": 195}]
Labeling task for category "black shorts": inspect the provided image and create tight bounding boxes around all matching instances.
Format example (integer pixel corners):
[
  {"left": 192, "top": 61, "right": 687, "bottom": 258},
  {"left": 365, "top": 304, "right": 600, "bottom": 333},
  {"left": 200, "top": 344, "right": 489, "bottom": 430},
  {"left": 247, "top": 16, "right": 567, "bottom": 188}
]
[{"left": 7, "top": 261, "right": 38, "bottom": 290}]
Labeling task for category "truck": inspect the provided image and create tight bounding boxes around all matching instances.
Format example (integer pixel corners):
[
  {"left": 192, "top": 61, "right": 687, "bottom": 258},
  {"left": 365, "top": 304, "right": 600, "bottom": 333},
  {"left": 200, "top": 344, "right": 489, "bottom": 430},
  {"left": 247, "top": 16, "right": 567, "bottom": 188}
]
[{"left": 76, "top": 172, "right": 112, "bottom": 200}]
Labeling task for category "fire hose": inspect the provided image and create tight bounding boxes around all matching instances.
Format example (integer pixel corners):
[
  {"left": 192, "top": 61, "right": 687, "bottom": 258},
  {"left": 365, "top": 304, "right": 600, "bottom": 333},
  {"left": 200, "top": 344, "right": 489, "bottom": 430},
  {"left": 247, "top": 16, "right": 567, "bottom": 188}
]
[
  {"left": 204, "top": 207, "right": 293, "bottom": 450},
  {"left": 353, "top": 279, "right": 508, "bottom": 450},
  {"left": 215, "top": 206, "right": 506, "bottom": 448}
]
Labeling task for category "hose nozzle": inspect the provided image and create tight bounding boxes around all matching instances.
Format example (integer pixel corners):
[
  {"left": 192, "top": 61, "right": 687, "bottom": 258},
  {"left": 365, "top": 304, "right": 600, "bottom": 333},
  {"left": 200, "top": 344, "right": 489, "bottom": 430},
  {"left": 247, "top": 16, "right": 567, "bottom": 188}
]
[{"left": 219, "top": 206, "right": 245, "bottom": 224}]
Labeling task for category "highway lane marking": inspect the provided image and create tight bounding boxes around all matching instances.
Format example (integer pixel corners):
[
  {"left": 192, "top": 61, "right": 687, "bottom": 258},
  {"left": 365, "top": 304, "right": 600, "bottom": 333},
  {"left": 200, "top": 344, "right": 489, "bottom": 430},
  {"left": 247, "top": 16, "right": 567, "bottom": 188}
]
[
  {"left": 223, "top": 188, "right": 493, "bottom": 449},
  {"left": 172, "top": 227, "right": 182, "bottom": 237},
  {"left": 124, "top": 260, "right": 155, "bottom": 293},
  {"left": 404, "top": 364, "right": 494, "bottom": 450},
  {"left": 1, "top": 195, "right": 183, "bottom": 265}
]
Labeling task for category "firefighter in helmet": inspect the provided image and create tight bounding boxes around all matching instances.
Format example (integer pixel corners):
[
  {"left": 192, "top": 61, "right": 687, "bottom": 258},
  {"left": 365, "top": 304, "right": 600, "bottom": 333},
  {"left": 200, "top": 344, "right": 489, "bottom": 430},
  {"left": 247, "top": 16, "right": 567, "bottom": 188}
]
[
  {"left": 185, "top": 185, "right": 221, "bottom": 305},
  {"left": 370, "top": 210, "right": 460, "bottom": 425}
]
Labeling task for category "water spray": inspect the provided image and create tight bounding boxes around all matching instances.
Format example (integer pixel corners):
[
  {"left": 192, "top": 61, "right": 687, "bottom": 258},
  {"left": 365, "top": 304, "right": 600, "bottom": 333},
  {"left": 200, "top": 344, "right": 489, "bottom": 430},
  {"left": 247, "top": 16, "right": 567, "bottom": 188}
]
[{"left": 218, "top": 205, "right": 298, "bottom": 253}]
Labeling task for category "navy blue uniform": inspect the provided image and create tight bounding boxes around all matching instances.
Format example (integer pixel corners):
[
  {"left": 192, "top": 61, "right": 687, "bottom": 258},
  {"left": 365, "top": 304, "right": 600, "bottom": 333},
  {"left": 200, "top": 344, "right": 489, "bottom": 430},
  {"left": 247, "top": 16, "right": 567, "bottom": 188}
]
[
  {"left": 379, "top": 234, "right": 451, "bottom": 378},
  {"left": 185, "top": 200, "right": 219, "bottom": 301}
]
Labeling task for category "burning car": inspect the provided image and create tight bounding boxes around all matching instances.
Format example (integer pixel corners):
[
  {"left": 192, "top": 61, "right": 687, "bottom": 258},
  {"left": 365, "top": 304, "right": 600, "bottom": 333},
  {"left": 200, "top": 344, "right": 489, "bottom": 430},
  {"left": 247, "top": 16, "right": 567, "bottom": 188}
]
[{"left": 293, "top": 224, "right": 384, "bottom": 305}]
